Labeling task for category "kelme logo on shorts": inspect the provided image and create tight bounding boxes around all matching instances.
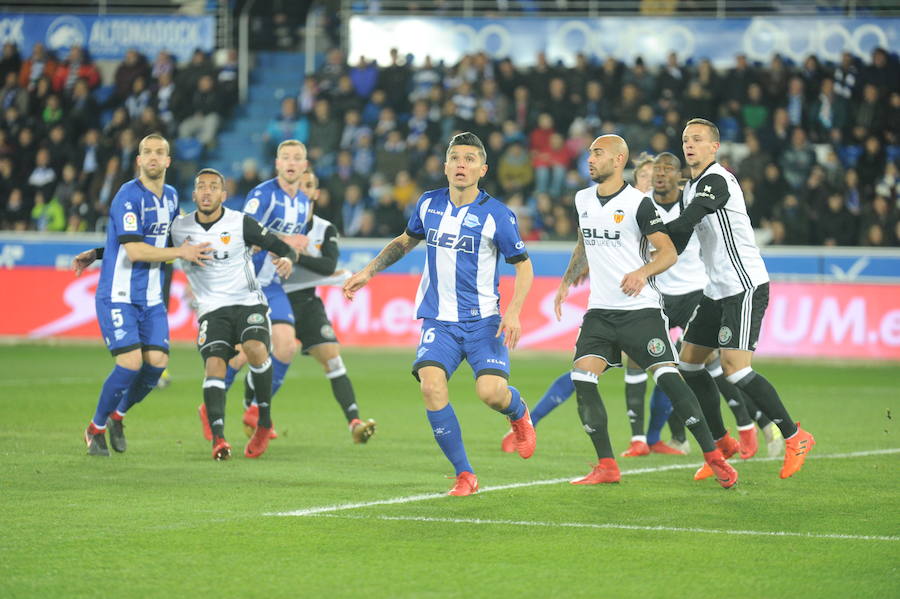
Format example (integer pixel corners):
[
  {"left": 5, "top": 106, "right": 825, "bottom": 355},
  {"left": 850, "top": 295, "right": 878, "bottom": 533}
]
[
  {"left": 718, "top": 326, "right": 733, "bottom": 344},
  {"left": 647, "top": 338, "right": 666, "bottom": 357},
  {"left": 247, "top": 313, "right": 265, "bottom": 324}
]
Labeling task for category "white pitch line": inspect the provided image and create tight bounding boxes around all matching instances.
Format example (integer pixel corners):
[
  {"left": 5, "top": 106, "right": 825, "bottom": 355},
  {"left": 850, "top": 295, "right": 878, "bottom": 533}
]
[
  {"left": 268, "top": 448, "right": 900, "bottom": 517},
  {"left": 313, "top": 514, "right": 900, "bottom": 543}
]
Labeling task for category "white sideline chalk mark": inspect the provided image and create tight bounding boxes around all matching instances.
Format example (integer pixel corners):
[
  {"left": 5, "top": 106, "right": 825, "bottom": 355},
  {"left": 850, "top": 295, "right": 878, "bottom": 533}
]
[
  {"left": 268, "top": 448, "right": 900, "bottom": 517},
  {"left": 313, "top": 514, "right": 900, "bottom": 542}
]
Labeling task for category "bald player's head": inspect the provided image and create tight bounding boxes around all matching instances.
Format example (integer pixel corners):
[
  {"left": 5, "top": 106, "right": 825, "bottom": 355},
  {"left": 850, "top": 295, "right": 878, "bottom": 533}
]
[{"left": 587, "top": 134, "right": 629, "bottom": 184}]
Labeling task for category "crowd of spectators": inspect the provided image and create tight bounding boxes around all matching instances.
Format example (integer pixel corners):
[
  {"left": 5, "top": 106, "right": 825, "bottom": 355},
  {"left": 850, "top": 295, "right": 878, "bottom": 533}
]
[
  {"left": 0, "top": 41, "right": 237, "bottom": 232},
  {"left": 254, "top": 46, "right": 899, "bottom": 247},
  {"left": 1, "top": 38, "right": 898, "bottom": 248}
]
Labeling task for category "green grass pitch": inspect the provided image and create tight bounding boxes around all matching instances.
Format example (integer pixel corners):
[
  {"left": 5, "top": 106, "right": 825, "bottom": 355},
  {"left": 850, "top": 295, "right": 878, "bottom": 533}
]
[{"left": 1, "top": 343, "right": 897, "bottom": 598}]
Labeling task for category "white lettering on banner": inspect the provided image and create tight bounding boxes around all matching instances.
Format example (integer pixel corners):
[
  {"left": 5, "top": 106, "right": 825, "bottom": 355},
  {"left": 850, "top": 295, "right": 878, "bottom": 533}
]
[
  {"left": 28, "top": 274, "right": 192, "bottom": 338},
  {"left": 322, "top": 286, "right": 370, "bottom": 333},
  {"left": 0, "top": 244, "right": 24, "bottom": 268},
  {"left": 28, "top": 273, "right": 100, "bottom": 338},
  {"left": 880, "top": 310, "right": 900, "bottom": 346},
  {"left": 381, "top": 298, "right": 415, "bottom": 336},
  {"left": 89, "top": 20, "right": 203, "bottom": 50},
  {"left": 768, "top": 296, "right": 814, "bottom": 344},
  {"left": 810, "top": 297, "right": 866, "bottom": 345},
  {"left": 0, "top": 18, "right": 24, "bottom": 44}
]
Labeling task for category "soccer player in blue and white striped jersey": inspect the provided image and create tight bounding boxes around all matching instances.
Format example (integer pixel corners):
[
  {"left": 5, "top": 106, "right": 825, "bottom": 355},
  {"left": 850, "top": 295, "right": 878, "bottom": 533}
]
[
  {"left": 343, "top": 132, "right": 536, "bottom": 496},
  {"left": 73, "top": 134, "right": 212, "bottom": 456}
]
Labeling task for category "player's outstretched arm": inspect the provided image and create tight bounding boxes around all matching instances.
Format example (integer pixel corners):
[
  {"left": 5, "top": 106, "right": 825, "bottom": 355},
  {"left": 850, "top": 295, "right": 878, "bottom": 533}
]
[
  {"left": 343, "top": 232, "right": 420, "bottom": 300},
  {"left": 555, "top": 231, "right": 587, "bottom": 320},
  {"left": 124, "top": 240, "right": 212, "bottom": 266},
  {"left": 620, "top": 231, "right": 677, "bottom": 297},
  {"left": 71, "top": 247, "right": 103, "bottom": 276},
  {"left": 497, "top": 257, "right": 533, "bottom": 350}
]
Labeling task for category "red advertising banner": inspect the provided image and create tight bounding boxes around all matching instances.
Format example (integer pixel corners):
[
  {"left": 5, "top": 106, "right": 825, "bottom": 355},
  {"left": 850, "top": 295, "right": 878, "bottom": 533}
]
[{"left": 1, "top": 268, "right": 898, "bottom": 360}]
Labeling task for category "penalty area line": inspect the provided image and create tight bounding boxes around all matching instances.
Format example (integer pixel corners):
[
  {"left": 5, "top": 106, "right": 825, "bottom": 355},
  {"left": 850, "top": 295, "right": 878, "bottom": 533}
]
[
  {"left": 313, "top": 514, "right": 900, "bottom": 543},
  {"left": 266, "top": 448, "right": 900, "bottom": 518}
]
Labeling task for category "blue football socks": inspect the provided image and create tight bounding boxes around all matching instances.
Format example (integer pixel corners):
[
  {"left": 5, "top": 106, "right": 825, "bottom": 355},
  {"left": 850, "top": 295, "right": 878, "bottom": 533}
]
[
  {"left": 530, "top": 372, "right": 575, "bottom": 427},
  {"left": 426, "top": 404, "right": 473, "bottom": 475}
]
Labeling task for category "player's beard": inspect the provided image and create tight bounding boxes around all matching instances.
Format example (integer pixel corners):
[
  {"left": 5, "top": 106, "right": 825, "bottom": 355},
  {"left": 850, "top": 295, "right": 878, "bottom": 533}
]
[{"left": 198, "top": 204, "right": 221, "bottom": 216}]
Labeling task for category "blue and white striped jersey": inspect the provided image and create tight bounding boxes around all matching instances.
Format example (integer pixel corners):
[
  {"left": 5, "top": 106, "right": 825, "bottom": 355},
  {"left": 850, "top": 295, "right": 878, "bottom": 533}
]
[
  {"left": 406, "top": 188, "right": 528, "bottom": 322},
  {"left": 242, "top": 177, "right": 311, "bottom": 286},
  {"left": 96, "top": 179, "right": 177, "bottom": 307}
]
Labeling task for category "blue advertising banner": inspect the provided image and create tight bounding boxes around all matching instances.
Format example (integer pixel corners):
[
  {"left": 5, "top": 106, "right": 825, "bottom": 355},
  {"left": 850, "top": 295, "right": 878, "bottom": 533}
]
[
  {"left": 349, "top": 15, "right": 900, "bottom": 68},
  {"left": 2, "top": 233, "right": 898, "bottom": 282},
  {"left": 0, "top": 13, "right": 215, "bottom": 62}
]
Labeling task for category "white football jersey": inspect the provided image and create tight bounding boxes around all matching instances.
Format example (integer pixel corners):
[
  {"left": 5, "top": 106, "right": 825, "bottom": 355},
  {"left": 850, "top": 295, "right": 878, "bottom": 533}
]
[
  {"left": 170, "top": 207, "right": 266, "bottom": 317},
  {"left": 574, "top": 182, "right": 666, "bottom": 311},
  {"left": 682, "top": 162, "right": 769, "bottom": 299},
  {"left": 282, "top": 215, "right": 349, "bottom": 292},
  {"left": 651, "top": 191, "right": 708, "bottom": 296}
]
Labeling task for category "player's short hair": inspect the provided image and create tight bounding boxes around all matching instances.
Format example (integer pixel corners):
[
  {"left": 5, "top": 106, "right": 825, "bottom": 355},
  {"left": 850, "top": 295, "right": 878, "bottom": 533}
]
[
  {"left": 301, "top": 168, "right": 319, "bottom": 189},
  {"left": 633, "top": 151, "right": 655, "bottom": 172},
  {"left": 654, "top": 151, "right": 682, "bottom": 170},
  {"left": 447, "top": 132, "right": 487, "bottom": 164},
  {"left": 195, "top": 167, "right": 225, "bottom": 188},
  {"left": 277, "top": 139, "right": 307, "bottom": 156},
  {"left": 685, "top": 118, "right": 720, "bottom": 142},
  {"left": 138, "top": 133, "right": 169, "bottom": 155}
]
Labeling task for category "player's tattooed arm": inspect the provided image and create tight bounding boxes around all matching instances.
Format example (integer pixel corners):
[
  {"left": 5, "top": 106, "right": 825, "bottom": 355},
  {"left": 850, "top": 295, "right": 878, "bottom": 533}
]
[
  {"left": 369, "top": 232, "right": 420, "bottom": 274},
  {"left": 561, "top": 231, "right": 588, "bottom": 287},
  {"left": 343, "top": 232, "right": 420, "bottom": 300}
]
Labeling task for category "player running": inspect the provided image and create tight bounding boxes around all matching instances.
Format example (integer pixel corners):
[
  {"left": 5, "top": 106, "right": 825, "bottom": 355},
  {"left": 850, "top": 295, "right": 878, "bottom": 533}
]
[{"left": 343, "top": 132, "right": 536, "bottom": 496}]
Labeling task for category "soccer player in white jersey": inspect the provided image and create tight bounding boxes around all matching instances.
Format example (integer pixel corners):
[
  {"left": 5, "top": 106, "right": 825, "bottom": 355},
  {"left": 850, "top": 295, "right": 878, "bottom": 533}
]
[
  {"left": 280, "top": 169, "right": 377, "bottom": 442},
  {"left": 554, "top": 134, "right": 737, "bottom": 488},
  {"left": 171, "top": 168, "right": 302, "bottom": 460},
  {"left": 343, "top": 132, "right": 536, "bottom": 496},
  {"left": 224, "top": 140, "right": 312, "bottom": 437},
  {"left": 666, "top": 118, "right": 815, "bottom": 479},
  {"left": 73, "top": 134, "right": 211, "bottom": 457},
  {"left": 643, "top": 153, "right": 776, "bottom": 458}
]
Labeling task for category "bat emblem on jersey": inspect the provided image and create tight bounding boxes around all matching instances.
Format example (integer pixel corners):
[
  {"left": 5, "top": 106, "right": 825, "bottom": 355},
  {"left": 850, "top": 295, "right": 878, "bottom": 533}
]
[
  {"left": 613, "top": 210, "right": 625, "bottom": 224},
  {"left": 220, "top": 232, "right": 231, "bottom": 244}
]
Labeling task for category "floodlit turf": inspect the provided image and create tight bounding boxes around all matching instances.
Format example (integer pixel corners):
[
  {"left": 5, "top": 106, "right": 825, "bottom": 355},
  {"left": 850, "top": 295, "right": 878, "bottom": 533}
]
[{"left": 1, "top": 343, "right": 898, "bottom": 598}]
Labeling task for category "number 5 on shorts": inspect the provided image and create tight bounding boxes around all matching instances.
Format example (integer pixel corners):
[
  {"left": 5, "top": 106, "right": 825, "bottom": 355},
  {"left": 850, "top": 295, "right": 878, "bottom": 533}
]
[{"left": 111, "top": 308, "right": 124, "bottom": 327}]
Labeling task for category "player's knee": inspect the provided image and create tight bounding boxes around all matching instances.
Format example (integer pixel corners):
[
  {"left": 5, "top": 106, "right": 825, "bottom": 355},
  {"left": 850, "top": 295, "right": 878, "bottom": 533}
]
[
  {"left": 719, "top": 352, "right": 752, "bottom": 376},
  {"left": 242, "top": 340, "right": 268, "bottom": 363},
  {"left": 204, "top": 356, "right": 227, "bottom": 378},
  {"left": 116, "top": 351, "right": 143, "bottom": 371},
  {"left": 324, "top": 356, "right": 346, "bottom": 379},
  {"left": 475, "top": 378, "right": 508, "bottom": 409}
]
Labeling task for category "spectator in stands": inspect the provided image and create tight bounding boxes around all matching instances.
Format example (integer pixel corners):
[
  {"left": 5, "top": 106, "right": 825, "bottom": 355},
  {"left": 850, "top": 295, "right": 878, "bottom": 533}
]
[
  {"left": 0, "top": 43, "right": 21, "bottom": 84},
  {"left": 737, "top": 130, "right": 770, "bottom": 184},
  {"left": 313, "top": 186, "right": 342, "bottom": 233},
  {"left": 757, "top": 162, "right": 790, "bottom": 210},
  {"left": 724, "top": 53, "right": 756, "bottom": 109},
  {"left": 859, "top": 193, "right": 896, "bottom": 245},
  {"left": 114, "top": 49, "right": 150, "bottom": 106},
  {"left": 380, "top": 48, "right": 411, "bottom": 113},
  {"left": 373, "top": 105, "right": 399, "bottom": 143},
  {"left": 14, "top": 127, "right": 37, "bottom": 181},
  {"left": 152, "top": 70, "right": 178, "bottom": 127},
  {"left": 308, "top": 98, "right": 341, "bottom": 167},
  {"left": 77, "top": 128, "right": 108, "bottom": 189},
  {"left": 681, "top": 80, "right": 716, "bottom": 123},
  {"left": 53, "top": 162, "right": 78, "bottom": 208},
  {"left": 658, "top": 51, "right": 686, "bottom": 99},
  {"left": 216, "top": 48, "right": 239, "bottom": 115},
  {"left": 391, "top": 170, "right": 419, "bottom": 213},
  {"left": 808, "top": 77, "right": 848, "bottom": 143},
  {"left": 780, "top": 127, "right": 816, "bottom": 190},
  {"left": 4, "top": 187, "right": 28, "bottom": 230},
  {"left": 800, "top": 165, "right": 833, "bottom": 217},
  {"left": 818, "top": 192, "right": 857, "bottom": 245},
  {"left": 66, "top": 189, "right": 92, "bottom": 232},
  {"left": 104, "top": 106, "right": 130, "bottom": 141},
  {"left": 52, "top": 46, "right": 100, "bottom": 95},
  {"left": 623, "top": 104, "right": 656, "bottom": 154},
  {"left": 342, "top": 183, "right": 368, "bottom": 237},
  {"left": 264, "top": 97, "right": 309, "bottom": 155},
  {"left": 614, "top": 82, "right": 642, "bottom": 124},
  {"left": 533, "top": 132, "right": 571, "bottom": 197},
  {"left": 859, "top": 47, "right": 899, "bottom": 96},
  {"left": 235, "top": 158, "right": 261, "bottom": 198},
  {"left": 511, "top": 85, "right": 538, "bottom": 133},
  {"left": 741, "top": 82, "right": 768, "bottom": 132},
  {"left": 318, "top": 47, "right": 347, "bottom": 96},
  {"left": 89, "top": 154, "right": 123, "bottom": 220},
  {"left": 856, "top": 135, "right": 887, "bottom": 197},
  {"left": 761, "top": 54, "right": 789, "bottom": 104},
  {"left": 28, "top": 76, "right": 53, "bottom": 121},
  {"left": 178, "top": 74, "right": 221, "bottom": 149},
  {"left": 371, "top": 185, "right": 406, "bottom": 237},
  {"left": 479, "top": 78, "right": 509, "bottom": 123},
  {"left": 328, "top": 149, "right": 365, "bottom": 203},
  {"left": 45, "top": 124, "right": 75, "bottom": 172},
  {"left": 124, "top": 76, "right": 151, "bottom": 120},
  {"left": 177, "top": 49, "right": 214, "bottom": 92},
  {"left": 416, "top": 154, "right": 445, "bottom": 192},
  {"left": 349, "top": 55, "right": 378, "bottom": 100},
  {"left": 40, "top": 94, "right": 64, "bottom": 134},
  {"left": 66, "top": 78, "right": 99, "bottom": 140},
  {"left": 374, "top": 129, "right": 409, "bottom": 182},
  {"left": 30, "top": 190, "right": 65, "bottom": 231},
  {"left": 541, "top": 77, "right": 574, "bottom": 134},
  {"left": 151, "top": 50, "right": 175, "bottom": 81},
  {"left": 0, "top": 71, "right": 28, "bottom": 115},
  {"left": 852, "top": 84, "right": 886, "bottom": 142},
  {"left": 331, "top": 74, "right": 362, "bottom": 119},
  {"left": 770, "top": 193, "right": 809, "bottom": 245},
  {"left": 19, "top": 43, "right": 57, "bottom": 92},
  {"left": 130, "top": 106, "right": 168, "bottom": 139}
]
